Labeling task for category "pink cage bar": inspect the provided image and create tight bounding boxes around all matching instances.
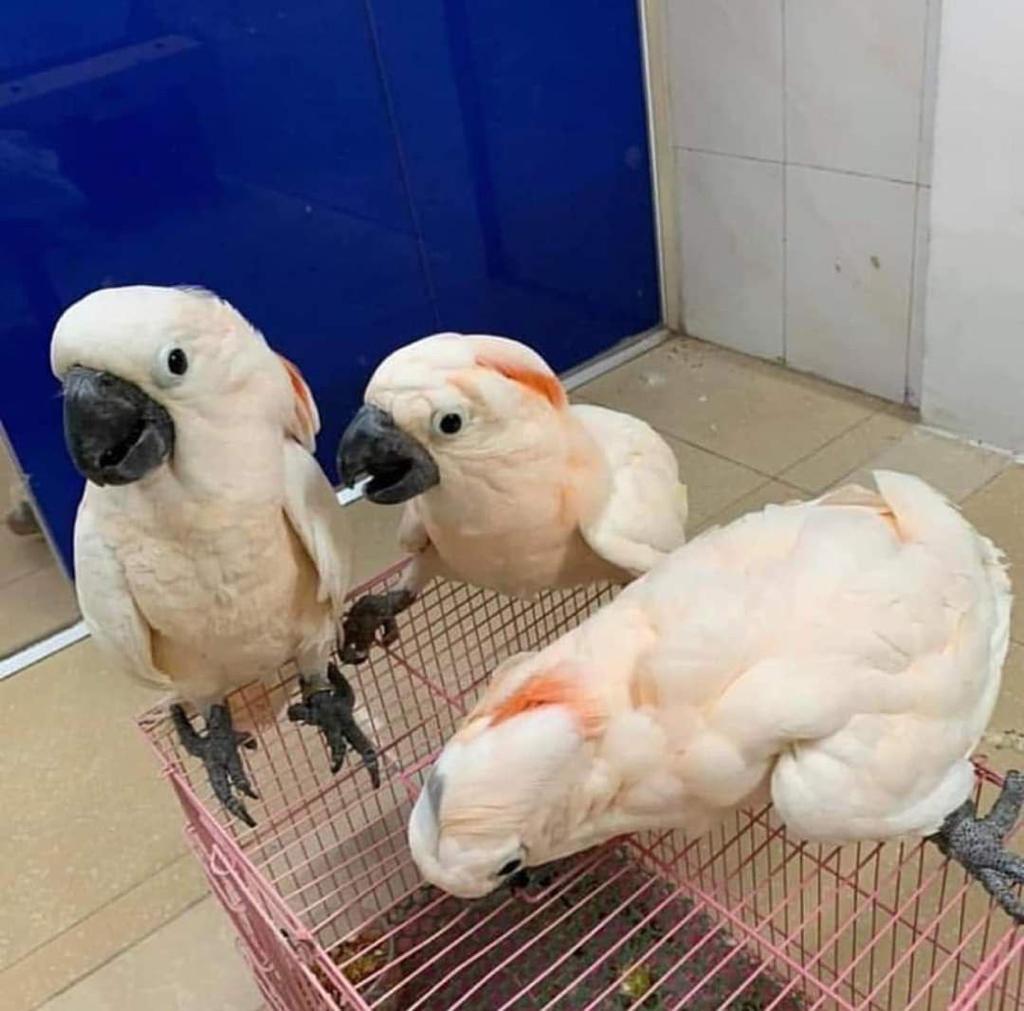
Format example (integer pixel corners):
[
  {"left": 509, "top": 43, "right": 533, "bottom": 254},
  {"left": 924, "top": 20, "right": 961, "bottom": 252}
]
[{"left": 139, "top": 562, "right": 1024, "bottom": 1011}]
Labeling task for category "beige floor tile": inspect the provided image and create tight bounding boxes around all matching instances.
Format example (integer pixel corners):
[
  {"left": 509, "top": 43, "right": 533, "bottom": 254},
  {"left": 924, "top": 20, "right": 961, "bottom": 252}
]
[
  {"left": 35, "top": 898, "right": 262, "bottom": 1011},
  {"left": 574, "top": 338, "right": 877, "bottom": 475},
  {"left": 0, "top": 527, "right": 55, "bottom": 590},
  {"left": 697, "top": 479, "right": 807, "bottom": 532},
  {"left": 781, "top": 411, "right": 913, "bottom": 494},
  {"left": 0, "top": 856, "right": 208, "bottom": 1011},
  {"left": 0, "top": 641, "right": 183, "bottom": 974},
  {"left": 655, "top": 433, "right": 765, "bottom": 531},
  {"left": 346, "top": 498, "right": 405, "bottom": 587},
  {"left": 839, "top": 428, "right": 1009, "bottom": 504},
  {"left": 979, "top": 642, "right": 1024, "bottom": 780},
  {"left": 0, "top": 565, "right": 80, "bottom": 658},
  {"left": 962, "top": 465, "right": 1024, "bottom": 644}
]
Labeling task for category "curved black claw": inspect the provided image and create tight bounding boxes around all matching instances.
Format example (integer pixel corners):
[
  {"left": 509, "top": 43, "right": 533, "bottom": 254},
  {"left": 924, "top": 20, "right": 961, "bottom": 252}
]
[
  {"left": 932, "top": 770, "right": 1024, "bottom": 922},
  {"left": 171, "top": 703, "right": 258, "bottom": 828},
  {"left": 340, "top": 589, "right": 415, "bottom": 664},
  {"left": 288, "top": 662, "right": 381, "bottom": 787}
]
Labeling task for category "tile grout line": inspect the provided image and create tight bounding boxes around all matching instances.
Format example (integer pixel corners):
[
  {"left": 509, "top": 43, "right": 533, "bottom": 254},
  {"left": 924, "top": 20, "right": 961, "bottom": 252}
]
[
  {"left": 646, "top": 407, "right": 885, "bottom": 493},
  {"left": 696, "top": 421, "right": 1014, "bottom": 532},
  {"left": 576, "top": 337, "right": 891, "bottom": 487},
  {"left": 25, "top": 891, "right": 212, "bottom": 1011},
  {"left": 649, "top": 425, "right": 778, "bottom": 484},
  {"left": 674, "top": 144, "right": 920, "bottom": 189},
  {"left": 903, "top": 186, "right": 921, "bottom": 405},
  {"left": 959, "top": 462, "right": 1013, "bottom": 508},
  {"left": 573, "top": 336, "right": 926, "bottom": 491},
  {"left": 0, "top": 560, "right": 55, "bottom": 592},
  {"left": 2, "top": 851, "right": 196, "bottom": 980},
  {"left": 773, "top": 411, "right": 895, "bottom": 485},
  {"left": 905, "top": 0, "right": 937, "bottom": 405},
  {"left": 780, "top": 0, "right": 789, "bottom": 363},
  {"left": 914, "top": 0, "right": 936, "bottom": 186},
  {"left": 698, "top": 474, "right": 803, "bottom": 533}
]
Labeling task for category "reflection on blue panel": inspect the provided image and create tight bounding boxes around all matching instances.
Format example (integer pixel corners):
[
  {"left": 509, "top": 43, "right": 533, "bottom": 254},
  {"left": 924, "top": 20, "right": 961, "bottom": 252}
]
[
  {"left": 1, "top": 1, "right": 658, "bottom": 572},
  {"left": 370, "top": 0, "right": 659, "bottom": 371}
]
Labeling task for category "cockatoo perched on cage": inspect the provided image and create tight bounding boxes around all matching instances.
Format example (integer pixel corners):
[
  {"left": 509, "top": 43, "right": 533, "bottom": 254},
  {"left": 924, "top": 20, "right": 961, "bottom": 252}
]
[
  {"left": 408, "top": 471, "right": 1024, "bottom": 923},
  {"left": 335, "top": 333, "right": 688, "bottom": 663},
  {"left": 51, "top": 285, "right": 379, "bottom": 826}
]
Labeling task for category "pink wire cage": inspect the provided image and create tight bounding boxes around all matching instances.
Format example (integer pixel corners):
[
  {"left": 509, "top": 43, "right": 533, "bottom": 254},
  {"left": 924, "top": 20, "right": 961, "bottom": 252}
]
[{"left": 139, "top": 561, "right": 1024, "bottom": 1011}]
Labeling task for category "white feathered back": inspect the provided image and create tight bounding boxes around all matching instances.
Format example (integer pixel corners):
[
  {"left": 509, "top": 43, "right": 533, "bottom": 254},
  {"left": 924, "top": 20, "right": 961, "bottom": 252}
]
[{"left": 410, "top": 471, "right": 1012, "bottom": 896}]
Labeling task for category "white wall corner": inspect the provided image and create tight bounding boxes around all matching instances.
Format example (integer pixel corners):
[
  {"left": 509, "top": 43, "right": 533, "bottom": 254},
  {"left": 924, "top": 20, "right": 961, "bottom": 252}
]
[{"left": 920, "top": 0, "right": 1024, "bottom": 452}]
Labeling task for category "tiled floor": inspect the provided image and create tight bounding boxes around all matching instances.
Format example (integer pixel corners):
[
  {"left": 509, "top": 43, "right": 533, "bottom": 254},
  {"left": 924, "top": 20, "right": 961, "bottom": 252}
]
[
  {"left": 4, "top": 335, "right": 1024, "bottom": 1010},
  {"left": 0, "top": 436, "right": 80, "bottom": 659}
]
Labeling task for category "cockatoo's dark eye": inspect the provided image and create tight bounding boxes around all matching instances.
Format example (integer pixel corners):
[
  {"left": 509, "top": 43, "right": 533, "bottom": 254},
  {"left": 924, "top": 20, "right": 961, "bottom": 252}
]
[
  {"left": 498, "top": 858, "right": 522, "bottom": 877},
  {"left": 154, "top": 345, "right": 191, "bottom": 388},
  {"left": 430, "top": 408, "right": 466, "bottom": 437},
  {"left": 167, "top": 348, "right": 188, "bottom": 375}
]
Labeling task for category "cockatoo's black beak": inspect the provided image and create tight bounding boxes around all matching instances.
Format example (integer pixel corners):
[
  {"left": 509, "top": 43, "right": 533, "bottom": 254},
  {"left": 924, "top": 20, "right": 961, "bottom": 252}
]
[
  {"left": 62, "top": 366, "right": 174, "bottom": 486},
  {"left": 337, "top": 404, "right": 440, "bottom": 504}
]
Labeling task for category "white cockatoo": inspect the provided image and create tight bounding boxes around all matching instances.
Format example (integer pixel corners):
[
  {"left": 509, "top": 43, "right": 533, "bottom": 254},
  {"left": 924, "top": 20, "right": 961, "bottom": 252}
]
[
  {"left": 52, "top": 285, "right": 378, "bottom": 825},
  {"left": 408, "top": 471, "right": 1024, "bottom": 923},
  {"left": 335, "top": 333, "right": 688, "bottom": 662}
]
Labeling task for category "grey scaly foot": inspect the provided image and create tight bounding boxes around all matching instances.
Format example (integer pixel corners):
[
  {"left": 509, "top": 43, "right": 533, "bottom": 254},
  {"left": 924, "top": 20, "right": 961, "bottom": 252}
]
[
  {"left": 171, "top": 703, "right": 259, "bottom": 828},
  {"left": 931, "top": 769, "right": 1024, "bottom": 922},
  {"left": 340, "top": 589, "right": 415, "bottom": 664},
  {"left": 288, "top": 662, "right": 381, "bottom": 787}
]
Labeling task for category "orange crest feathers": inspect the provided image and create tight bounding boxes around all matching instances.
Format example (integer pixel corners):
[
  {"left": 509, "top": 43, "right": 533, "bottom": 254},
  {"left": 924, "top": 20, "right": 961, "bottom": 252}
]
[
  {"left": 475, "top": 353, "right": 567, "bottom": 410},
  {"left": 486, "top": 665, "right": 604, "bottom": 738},
  {"left": 278, "top": 354, "right": 320, "bottom": 450}
]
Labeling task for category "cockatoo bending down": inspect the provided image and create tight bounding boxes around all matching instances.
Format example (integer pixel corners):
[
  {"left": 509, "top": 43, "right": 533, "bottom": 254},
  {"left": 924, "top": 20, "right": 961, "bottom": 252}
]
[
  {"left": 52, "top": 286, "right": 379, "bottom": 826},
  {"left": 408, "top": 471, "right": 1024, "bottom": 923},
  {"left": 335, "top": 333, "right": 688, "bottom": 663}
]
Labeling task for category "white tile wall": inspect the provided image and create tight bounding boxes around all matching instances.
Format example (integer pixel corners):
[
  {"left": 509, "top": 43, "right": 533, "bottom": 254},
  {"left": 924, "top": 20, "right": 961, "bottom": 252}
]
[
  {"left": 676, "top": 150, "right": 784, "bottom": 359},
  {"left": 919, "top": 0, "right": 1024, "bottom": 450},
  {"left": 907, "top": 185, "right": 932, "bottom": 405},
  {"left": 785, "top": 0, "right": 928, "bottom": 182},
  {"left": 785, "top": 166, "right": 916, "bottom": 401},
  {"left": 917, "top": 0, "right": 944, "bottom": 184},
  {"left": 664, "top": 0, "right": 943, "bottom": 404},
  {"left": 667, "top": 0, "right": 784, "bottom": 160}
]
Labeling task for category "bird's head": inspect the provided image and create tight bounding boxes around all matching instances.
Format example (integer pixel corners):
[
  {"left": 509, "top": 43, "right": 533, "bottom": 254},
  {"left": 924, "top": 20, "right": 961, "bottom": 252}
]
[
  {"left": 336, "top": 332, "right": 568, "bottom": 504},
  {"left": 51, "top": 285, "right": 317, "bottom": 487},
  {"left": 408, "top": 658, "right": 605, "bottom": 898}
]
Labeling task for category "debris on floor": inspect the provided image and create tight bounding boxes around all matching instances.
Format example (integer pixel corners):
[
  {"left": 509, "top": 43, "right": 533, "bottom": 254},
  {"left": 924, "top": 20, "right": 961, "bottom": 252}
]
[
  {"left": 983, "top": 728, "right": 1024, "bottom": 754},
  {"left": 5, "top": 493, "right": 42, "bottom": 538}
]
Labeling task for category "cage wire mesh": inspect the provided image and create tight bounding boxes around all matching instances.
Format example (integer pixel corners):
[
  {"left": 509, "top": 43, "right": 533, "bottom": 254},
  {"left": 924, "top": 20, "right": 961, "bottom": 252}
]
[{"left": 139, "top": 561, "right": 1024, "bottom": 1011}]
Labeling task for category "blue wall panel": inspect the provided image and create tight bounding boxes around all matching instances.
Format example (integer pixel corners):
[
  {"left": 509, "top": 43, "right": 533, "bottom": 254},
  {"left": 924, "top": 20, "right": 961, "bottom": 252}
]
[
  {"left": 0, "top": 1, "right": 659, "bottom": 572},
  {"left": 369, "top": 0, "right": 659, "bottom": 370}
]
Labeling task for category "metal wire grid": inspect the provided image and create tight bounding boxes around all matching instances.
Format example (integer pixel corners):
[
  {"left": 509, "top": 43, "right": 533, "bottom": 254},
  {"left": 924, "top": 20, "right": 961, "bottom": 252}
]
[{"left": 139, "top": 563, "right": 1024, "bottom": 1011}]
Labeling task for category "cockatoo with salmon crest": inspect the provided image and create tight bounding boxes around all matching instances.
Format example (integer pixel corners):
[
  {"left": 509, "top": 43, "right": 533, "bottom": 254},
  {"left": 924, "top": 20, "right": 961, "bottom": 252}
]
[
  {"left": 52, "top": 285, "right": 379, "bottom": 826},
  {"left": 408, "top": 472, "right": 1024, "bottom": 923},
  {"left": 335, "top": 333, "right": 688, "bottom": 662}
]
